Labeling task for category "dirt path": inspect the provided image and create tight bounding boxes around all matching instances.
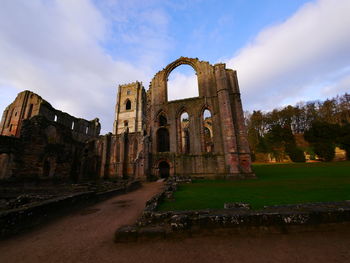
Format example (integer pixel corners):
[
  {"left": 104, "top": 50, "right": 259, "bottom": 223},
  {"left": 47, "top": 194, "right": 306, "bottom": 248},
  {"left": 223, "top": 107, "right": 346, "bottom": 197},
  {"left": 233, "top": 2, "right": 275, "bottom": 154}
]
[
  {"left": 0, "top": 181, "right": 163, "bottom": 263},
  {"left": 1, "top": 181, "right": 350, "bottom": 263}
]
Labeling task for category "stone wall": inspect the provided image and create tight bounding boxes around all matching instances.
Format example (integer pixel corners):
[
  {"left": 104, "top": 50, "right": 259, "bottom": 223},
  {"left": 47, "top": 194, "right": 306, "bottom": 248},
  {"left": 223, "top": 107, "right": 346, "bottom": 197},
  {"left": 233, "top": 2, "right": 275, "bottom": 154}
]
[
  {"left": 0, "top": 136, "right": 21, "bottom": 179},
  {"left": 0, "top": 115, "right": 89, "bottom": 180},
  {"left": 91, "top": 131, "right": 147, "bottom": 180},
  {"left": 87, "top": 57, "right": 255, "bottom": 181},
  {"left": 113, "top": 82, "right": 146, "bottom": 135},
  {"left": 0, "top": 90, "right": 100, "bottom": 142},
  {"left": 1, "top": 57, "right": 254, "bottom": 181},
  {"left": 0, "top": 180, "right": 141, "bottom": 239},
  {"left": 115, "top": 181, "right": 350, "bottom": 242},
  {"left": 147, "top": 57, "right": 254, "bottom": 179}
]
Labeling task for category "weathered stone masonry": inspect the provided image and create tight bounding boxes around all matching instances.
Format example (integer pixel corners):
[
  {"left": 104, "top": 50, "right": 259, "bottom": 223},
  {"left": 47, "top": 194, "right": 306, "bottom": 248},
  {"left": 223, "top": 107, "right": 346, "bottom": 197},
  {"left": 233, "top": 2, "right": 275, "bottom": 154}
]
[
  {"left": 96, "top": 57, "right": 255, "bottom": 180},
  {"left": 0, "top": 91, "right": 100, "bottom": 180},
  {"left": 0, "top": 57, "right": 254, "bottom": 180}
]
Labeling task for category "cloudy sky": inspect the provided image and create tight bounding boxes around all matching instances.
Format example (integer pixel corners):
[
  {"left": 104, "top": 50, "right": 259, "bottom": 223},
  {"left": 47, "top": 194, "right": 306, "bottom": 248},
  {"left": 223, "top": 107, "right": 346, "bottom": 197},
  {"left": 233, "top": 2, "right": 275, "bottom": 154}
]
[{"left": 1, "top": 0, "right": 349, "bottom": 133}]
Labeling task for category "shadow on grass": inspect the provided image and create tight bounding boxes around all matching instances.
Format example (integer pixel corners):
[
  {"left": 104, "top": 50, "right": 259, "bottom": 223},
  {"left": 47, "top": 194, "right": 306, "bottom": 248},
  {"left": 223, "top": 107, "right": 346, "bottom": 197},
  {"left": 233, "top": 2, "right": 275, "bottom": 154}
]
[{"left": 158, "top": 161, "right": 350, "bottom": 211}]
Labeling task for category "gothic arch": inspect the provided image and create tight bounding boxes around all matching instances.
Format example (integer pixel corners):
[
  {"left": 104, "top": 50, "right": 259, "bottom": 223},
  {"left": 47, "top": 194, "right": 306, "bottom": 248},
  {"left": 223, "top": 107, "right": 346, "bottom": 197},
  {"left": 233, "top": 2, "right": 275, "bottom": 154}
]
[
  {"left": 163, "top": 57, "right": 199, "bottom": 81},
  {"left": 165, "top": 58, "right": 201, "bottom": 102},
  {"left": 176, "top": 106, "right": 189, "bottom": 119},
  {"left": 154, "top": 158, "right": 173, "bottom": 178},
  {"left": 156, "top": 110, "right": 168, "bottom": 126}
]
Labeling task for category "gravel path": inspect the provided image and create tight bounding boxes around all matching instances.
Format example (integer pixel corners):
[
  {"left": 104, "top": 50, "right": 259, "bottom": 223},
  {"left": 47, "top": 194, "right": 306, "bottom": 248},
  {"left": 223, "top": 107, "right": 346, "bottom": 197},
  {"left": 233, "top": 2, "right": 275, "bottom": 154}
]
[{"left": 1, "top": 181, "right": 350, "bottom": 263}]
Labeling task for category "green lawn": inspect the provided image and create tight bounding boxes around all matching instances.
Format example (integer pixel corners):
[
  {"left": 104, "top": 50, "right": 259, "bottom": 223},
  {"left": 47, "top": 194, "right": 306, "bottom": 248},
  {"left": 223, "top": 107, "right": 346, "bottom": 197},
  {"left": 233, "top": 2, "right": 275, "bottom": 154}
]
[{"left": 158, "top": 161, "right": 350, "bottom": 211}]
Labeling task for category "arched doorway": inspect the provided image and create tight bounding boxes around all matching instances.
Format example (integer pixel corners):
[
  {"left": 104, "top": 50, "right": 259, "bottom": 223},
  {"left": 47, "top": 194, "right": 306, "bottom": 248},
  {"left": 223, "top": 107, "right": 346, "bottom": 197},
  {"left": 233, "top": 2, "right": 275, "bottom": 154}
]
[{"left": 159, "top": 161, "right": 170, "bottom": 178}]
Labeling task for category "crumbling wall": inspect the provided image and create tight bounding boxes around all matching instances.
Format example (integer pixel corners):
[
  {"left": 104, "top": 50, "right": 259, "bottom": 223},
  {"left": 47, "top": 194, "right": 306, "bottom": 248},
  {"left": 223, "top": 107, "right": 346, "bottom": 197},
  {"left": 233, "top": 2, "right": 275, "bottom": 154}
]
[
  {"left": 0, "top": 116, "right": 88, "bottom": 181},
  {"left": 0, "top": 136, "right": 20, "bottom": 179},
  {"left": 0, "top": 90, "right": 101, "bottom": 142},
  {"left": 147, "top": 57, "right": 254, "bottom": 179},
  {"left": 92, "top": 131, "right": 147, "bottom": 180}
]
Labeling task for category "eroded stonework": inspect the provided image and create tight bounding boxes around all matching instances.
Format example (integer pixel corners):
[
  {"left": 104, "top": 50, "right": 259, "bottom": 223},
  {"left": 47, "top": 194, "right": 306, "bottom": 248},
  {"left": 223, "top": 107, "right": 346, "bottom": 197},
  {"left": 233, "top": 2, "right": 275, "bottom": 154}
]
[
  {"left": 95, "top": 57, "right": 254, "bottom": 180},
  {"left": 0, "top": 57, "right": 254, "bottom": 181}
]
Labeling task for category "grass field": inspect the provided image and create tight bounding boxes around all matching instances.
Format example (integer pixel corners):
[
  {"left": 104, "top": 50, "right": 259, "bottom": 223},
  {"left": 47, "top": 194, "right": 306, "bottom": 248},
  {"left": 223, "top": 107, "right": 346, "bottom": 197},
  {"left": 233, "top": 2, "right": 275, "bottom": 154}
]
[{"left": 158, "top": 161, "right": 350, "bottom": 211}]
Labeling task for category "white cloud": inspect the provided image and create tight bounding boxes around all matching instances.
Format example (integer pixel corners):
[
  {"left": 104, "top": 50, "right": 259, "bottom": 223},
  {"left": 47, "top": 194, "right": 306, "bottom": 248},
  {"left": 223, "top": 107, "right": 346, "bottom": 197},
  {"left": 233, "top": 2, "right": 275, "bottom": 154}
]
[
  {"left": 227, "top": 0, "right": 350, "bottom": 110},
  {"left": 322, "top": 73, "right": 350, "bottom": 97},
  {"left": 168, "top": 70, "right": 198, "bottom": 101},
  {"left": 0, "top": 0, "right": 170, "bottom": 133}
]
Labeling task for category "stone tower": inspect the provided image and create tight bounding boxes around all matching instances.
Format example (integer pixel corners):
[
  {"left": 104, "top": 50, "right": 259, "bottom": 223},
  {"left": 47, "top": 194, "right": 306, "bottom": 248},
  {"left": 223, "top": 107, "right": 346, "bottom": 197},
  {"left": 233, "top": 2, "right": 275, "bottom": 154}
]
[{"left": 113, "top": 82, "right": 146, "bottom": 135}]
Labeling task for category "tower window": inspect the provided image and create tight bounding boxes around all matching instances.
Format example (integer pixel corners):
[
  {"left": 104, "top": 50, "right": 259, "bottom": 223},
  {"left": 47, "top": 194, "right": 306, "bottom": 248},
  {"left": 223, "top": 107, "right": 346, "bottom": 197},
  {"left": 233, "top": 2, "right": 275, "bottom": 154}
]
[
  {"left": 124, "top": 120, "right": 128, "bottom": 127},
  {"left": 126, "top": 99, "right": 131, "bottom": 110},
  {"left": 127, "top": 90, "right": 131, "bottom": 95}
]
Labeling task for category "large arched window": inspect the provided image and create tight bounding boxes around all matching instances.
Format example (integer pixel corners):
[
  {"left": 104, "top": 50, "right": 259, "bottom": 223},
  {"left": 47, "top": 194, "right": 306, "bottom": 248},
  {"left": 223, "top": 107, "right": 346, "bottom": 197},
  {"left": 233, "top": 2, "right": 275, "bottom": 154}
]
[
  {"left": 157, "top": 128, "right": 170, "bottom": 152},
  {"left": 125, "top": 99, "right": 131, "bottom": 110},
  {"left": 167, "top": 64, "right": 199, "bottom": 101}
]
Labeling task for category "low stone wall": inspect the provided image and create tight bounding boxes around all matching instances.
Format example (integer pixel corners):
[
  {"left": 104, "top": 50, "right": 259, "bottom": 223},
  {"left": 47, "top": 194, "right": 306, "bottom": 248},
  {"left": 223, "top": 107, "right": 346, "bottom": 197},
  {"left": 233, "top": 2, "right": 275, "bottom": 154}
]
[
  {"left": 0, "top": 180, "right": 141, "bottom": 239},
  {"left": 115, "top": 180, "right": 350, "bottom": 242}
]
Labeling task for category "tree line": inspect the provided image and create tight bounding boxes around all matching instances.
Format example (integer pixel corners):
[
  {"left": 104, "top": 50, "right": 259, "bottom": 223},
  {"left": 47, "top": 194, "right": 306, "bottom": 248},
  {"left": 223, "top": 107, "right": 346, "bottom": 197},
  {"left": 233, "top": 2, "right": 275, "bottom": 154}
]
[{"left": 245, "top": 93, "right": 350, "bottom": 162}]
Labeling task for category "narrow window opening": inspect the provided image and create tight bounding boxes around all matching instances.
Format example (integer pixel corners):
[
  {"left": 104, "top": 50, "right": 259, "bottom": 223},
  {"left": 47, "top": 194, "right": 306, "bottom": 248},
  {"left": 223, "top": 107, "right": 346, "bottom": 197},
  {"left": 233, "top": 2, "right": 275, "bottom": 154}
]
[
  {"left": 124, "top": 120, "right": 128, "bottom": 127},
  {"left": 54, "top": 115, "right": 57, "bottom": 122},
  {"left": 159, "top": 114, "right": 167, "bottom": 126},
  {"left": 27, "top": 104, "right": 33, "bottom": 118},
  {"left": 203, "top": 109, "right": 214, "bottom": 152},
  {"left": 180, "top": 112, "right": 190, "bottom": 153},
  {"left": 71, "top": 121, "right": 75, "bottom": 130},
  {"left": 126, "top": 100, "right": 131, "bottom": 110},
  {"left": 7, "top": 109, "right": 14, "bottom": 127},
  {"left": 86, "top": 127, "right": 89, "bottom": 134}
]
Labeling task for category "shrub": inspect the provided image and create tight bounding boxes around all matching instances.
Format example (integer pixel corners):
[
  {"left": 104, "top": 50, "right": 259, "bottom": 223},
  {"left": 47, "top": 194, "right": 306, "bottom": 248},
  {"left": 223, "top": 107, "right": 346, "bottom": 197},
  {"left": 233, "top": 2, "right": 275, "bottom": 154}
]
[
  {"left": 314, "top": 143, "right": 335, "bottom": 162},
  {"left": 286, "top": 144, "right": 306, "bottom": 162}
]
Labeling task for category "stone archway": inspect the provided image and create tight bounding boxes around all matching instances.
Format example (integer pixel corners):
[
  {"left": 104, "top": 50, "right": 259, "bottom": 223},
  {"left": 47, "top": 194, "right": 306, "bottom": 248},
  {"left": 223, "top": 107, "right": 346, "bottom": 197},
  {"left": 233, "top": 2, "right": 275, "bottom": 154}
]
[{"left": 158, "top": 161, "right": 170, "bottom": 179}]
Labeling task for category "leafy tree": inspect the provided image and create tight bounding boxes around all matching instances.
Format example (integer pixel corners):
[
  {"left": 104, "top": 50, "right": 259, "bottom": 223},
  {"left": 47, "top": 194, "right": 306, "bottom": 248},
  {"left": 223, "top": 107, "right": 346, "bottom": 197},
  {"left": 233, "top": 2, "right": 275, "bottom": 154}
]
[
  {"left": 244, "top": 93, "right": 349, "bottom": 162},
  {"left": 337, "top": 123, "right": 350, "bottom": 160},
  {"left": 304, "top": 121, "right": 339, "bottom": 161},
  {"left": 285, "top": 143, "right": 306, "bottom": 162}
]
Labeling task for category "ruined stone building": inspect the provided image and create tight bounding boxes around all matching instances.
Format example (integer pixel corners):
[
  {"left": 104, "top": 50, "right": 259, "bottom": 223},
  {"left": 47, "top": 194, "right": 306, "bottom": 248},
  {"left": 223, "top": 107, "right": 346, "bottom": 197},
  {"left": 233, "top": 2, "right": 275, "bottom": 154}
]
[{"left": 0, "top": 57, "right": 254, "bottom": 181}]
